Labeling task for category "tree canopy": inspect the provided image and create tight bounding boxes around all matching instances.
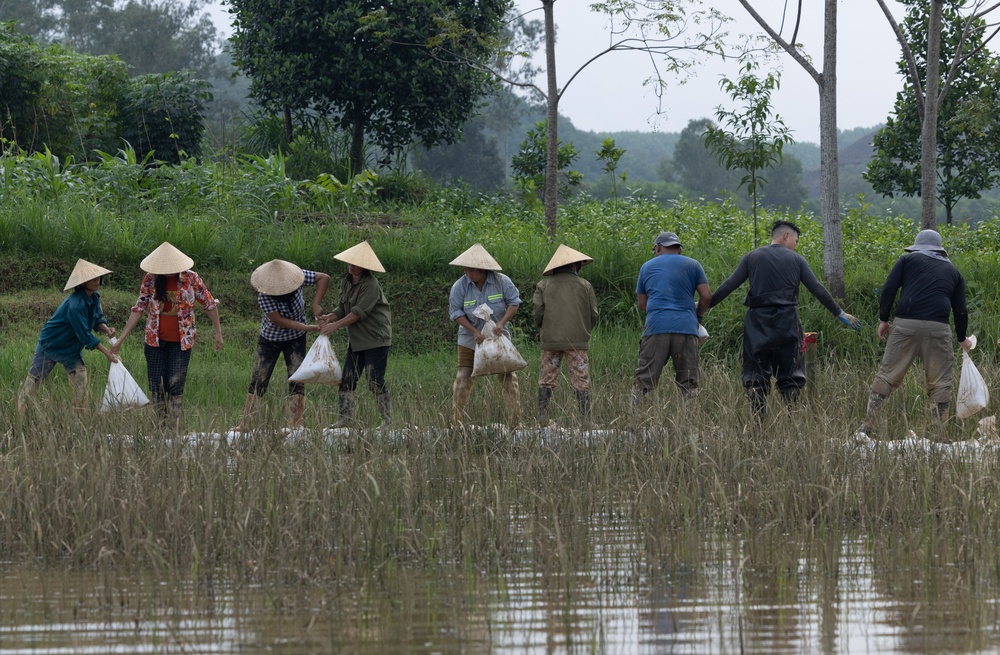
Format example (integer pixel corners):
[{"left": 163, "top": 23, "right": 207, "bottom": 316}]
[
  {"left": 866, "top": 0, "right": 1000, "bottom": 225},
  {"left": 228, "top": 0, "right": 509, "bottom": 174}
]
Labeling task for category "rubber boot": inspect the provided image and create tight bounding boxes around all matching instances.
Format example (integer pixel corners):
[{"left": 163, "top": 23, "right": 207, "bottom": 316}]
[
  {"left": 289, "top": 394, "right": 306, "bottom": 428},
  {"left": 932, "top": 401, "right": 951, "bottom": 442},
  {"left": 501, "top": 372, "right": 521, "bottom": 427},
  {"left": 538, "top": 386, "right": 554, "bottom": 427},
  {"left": 857, "top": 392, "right": 886, "bottom": 437},
  {"left": 377, "top": 392, "right": 392, "bottom": 425},
  {"left": 576, "top": 390, "right": 592, "bottom": 428},
  {"left": 332, "top": 391, "right": 355, "bottom": 428},
  {"left": 452, "top": 368, "right": 473, "bottom": 428},
  {"left": 236, "top": 393, "right": 260, "bottom": 433},
  {"left": 631, "top": 385, "right": 647, "bottom": 409},
  {"left": 747, "top": 387, "right": 767, "bottom": 419},
  {"left": 67, "top": 368, "right": 89, "bottom": 418},
  {"left": 16, "top": 375, "right": 41, "bottom": 417},
  {"left": 168, "top": 395, "right": 184, "bottom": 432}
]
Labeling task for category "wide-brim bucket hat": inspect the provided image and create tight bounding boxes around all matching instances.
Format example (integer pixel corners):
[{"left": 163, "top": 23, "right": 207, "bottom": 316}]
[
  {"left": 904, "top": 229, "right": 946, "bottom": 253},
  {"left": 449, "top": 243, "right": 502, "bottom": 271},
  {"left": 141, "top": 242, "right": 194, "bottom": 275},
  {"left": 335, "top": 241, "right": 385, "bottom": 273},
  {"left": 543, "top": 244, "right": 593, "bottom": 275},
  {"left": 64, "top": 259, "right": 112, "bottom": 290},
  {"left": 251, "top": 259, "right": 305, "bottom": 295}
]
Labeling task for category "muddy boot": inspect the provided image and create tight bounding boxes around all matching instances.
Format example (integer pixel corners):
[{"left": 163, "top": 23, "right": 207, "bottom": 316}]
[
  {"left": 289, "top": 394, "right": 306, "bottom": 429},
  {"left": 501, "top": 372, "right": 521, "bottom": 427},
  {"left": 631, "top": 385, "right": 648, "bottom": 409},
  {"left": 932, "top": 401, "right": 951, "bottom": 442},
  {"left": 235, "top": 393, "right": 260, "bottom": 433},
  {"left": 576, "top": 390, "right": 592, "bottom": 428},
  {"left": 67, "top": 368, "right": 89, "bottom": 418},
  {"left": 377, "top": 392, "right": 392, "bottom": 426},
  {"left": 332, "top": 391, "right": 355, "bottom": 428},
  {"left": 856, "top": 392, "right": 886, "bottom": 438},
  {"left": 168, "top": 395, "right": 184, "bottom": 432},
  {"left": 452, "top": 368, "right": 473, "bottom": 428},
  {"left": 16, "top": 375, "right": 41, "bottom": 417},
  {"left": 747, "top": 387, "right": 767, "bottom": 419},
  {"left": 538, "top": 386, "right": 554, "bottom": 427}
]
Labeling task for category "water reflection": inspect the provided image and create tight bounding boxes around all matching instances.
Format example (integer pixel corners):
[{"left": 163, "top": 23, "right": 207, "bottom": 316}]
[{"left": 3, "top": 532, "right": 1000, "bottom": 654}]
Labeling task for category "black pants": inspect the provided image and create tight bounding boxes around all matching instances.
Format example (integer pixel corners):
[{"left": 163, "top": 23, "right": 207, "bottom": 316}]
[
  {"left": 248, "top": 335, "right": 306, "bottom": 397},
  {"left": 340, "top": 345, "right": 389, "bottom": 394},
  {"left": 145, "top": 341, "right": 191, "bottom": 402}
]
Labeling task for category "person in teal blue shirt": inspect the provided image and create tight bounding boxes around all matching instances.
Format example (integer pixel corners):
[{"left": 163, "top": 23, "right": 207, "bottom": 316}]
[{"left": 17, "top": 259, "right": 120, "bottom": 416}]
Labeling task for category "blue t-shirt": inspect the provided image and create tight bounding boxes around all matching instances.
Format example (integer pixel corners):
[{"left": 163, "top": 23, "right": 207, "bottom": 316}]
[{"left": 635, "top": 254, "right": 708, "bottom": 336}]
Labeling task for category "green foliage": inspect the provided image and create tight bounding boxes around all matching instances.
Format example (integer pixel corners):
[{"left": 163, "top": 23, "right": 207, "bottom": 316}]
[
  {"left": 0, "top": 22, "right": 130, "bottom": 160},
  {"left": 705, "top": 61, "right": 793, "bottom": 245},
  {"left": 118, "top": 70, "right": 212, "bottom": 165},
  {"left": 595, "top": 137, "right": 627, "bottom": 206},
  {"left": 228, "top": 0, "right": 509, "bottom": 173},
  {"left": 511, "top": 121, "right": 583, "bottom": 202},
  {"left": 865, "top": 0, "right": 1000, "bottom": 225}
]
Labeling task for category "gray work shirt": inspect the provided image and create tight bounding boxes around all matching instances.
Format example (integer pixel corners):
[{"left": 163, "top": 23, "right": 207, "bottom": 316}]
[{"left": 448, "top": 271, "right": 521, "bottom": 349}]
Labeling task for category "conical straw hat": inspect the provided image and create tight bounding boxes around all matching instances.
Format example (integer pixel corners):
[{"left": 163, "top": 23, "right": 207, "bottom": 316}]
[
  {"left": 64, "top": 259, "right": 112, "bottom": 290},
  {"left": 449, "top": 243, "right": 502, "bottom": 271},
  {"left": 251, "top": 259, "right": 305, "bottom": 295},
  {"left": 334, "top": 241, "right": 385, "bottom": 273},
  {"left": 140, "top": 242, "right": 194, "bottom": 275},
  {"left": 543, "top": 244, "right": 593, "bottom": 275}
]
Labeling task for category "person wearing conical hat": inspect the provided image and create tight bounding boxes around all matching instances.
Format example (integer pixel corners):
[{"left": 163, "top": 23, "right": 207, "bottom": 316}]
[
  {"left": 319, "top": 241, "right": 392, "bottom": 428},
  {"left": 111, "top": 242, "right": 223, "bottom": 428},
  {"left": 448, "top": 243, "right": 522, "bottom": 427},
  {"left": 17, "top": 259, "right": 120, "bottom": 416},
  {"left": 235, "top": 260, "right": 331, "bottom": 433},
  {"left": 533, "top": 245, "right": 598, "bottom": 427}
]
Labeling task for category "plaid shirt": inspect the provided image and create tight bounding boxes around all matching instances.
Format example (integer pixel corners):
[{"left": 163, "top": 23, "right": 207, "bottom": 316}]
[{"left": 258, "top": 269, "right": 316, "bottom": 341}]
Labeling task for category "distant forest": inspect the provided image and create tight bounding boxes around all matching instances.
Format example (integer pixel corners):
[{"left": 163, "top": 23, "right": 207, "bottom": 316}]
[{"left": 204, "top": 61, "right": 1000, "bottom": 224}]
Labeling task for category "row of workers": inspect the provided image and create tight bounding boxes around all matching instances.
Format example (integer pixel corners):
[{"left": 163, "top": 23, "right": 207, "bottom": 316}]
[{"left": 16, "top": 221, "right": 974, "bottom": 436}]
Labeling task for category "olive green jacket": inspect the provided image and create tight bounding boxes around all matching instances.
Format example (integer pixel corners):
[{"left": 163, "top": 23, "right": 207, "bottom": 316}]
[
  {"left": 334, "top": 271, "right": 392, "bottom": 351},
  {"left": 533, "top": 271, "right": 598, "bottom": 351}
]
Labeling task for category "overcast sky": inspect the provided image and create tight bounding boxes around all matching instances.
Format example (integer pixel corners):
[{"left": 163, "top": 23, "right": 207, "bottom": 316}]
[{"left": 209, "top": 0, "right": 911, "bottom": 144}]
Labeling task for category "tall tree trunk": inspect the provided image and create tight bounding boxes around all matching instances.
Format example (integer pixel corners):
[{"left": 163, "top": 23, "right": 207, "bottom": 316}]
[
  {"left": 349, "top": 119, "right": 366, "bottom": 176},
  {"left": 282, "top": 104, "right": 293, "bottom": 144},
  {"left": 819, "top": 0, "right": 844, "bottom": 297},
  {"left": 920, "top": 0, "right": 943, "bottom": 229},
  {"left": 542, "top": 0, "right": 558, "bottom": 237}
]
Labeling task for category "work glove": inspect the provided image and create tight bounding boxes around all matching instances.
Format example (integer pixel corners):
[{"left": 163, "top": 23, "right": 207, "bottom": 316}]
[{"left": 838, "top": 311, "right": 862, "bottom": 330}]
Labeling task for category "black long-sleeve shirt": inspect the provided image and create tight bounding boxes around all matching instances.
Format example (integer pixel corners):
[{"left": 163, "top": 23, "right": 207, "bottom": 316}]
[
  {"left": 880, "top": 253, "right": 967, "bottom": 342},
  {"left": 710, "top": 243, "right": 842, "bottom": 316}
]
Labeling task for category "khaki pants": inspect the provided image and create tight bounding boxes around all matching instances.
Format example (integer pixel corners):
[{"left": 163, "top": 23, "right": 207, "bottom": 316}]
[
  {"left": 634, "top": 333, "right": 699, "bottom": 395},
  {"left": 453, "top": 346, "right": 521, "bottom": 426},
  {"left": 539, "top": 349, "right": 590, "bottom": 391},
  {"left": 870, "top": 318, "right": 954, "bottom": 404}
]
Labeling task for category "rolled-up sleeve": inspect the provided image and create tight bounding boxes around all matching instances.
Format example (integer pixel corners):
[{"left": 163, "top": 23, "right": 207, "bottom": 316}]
[{"left": 448, "top": 279, "right": 467, "bottom": 321}]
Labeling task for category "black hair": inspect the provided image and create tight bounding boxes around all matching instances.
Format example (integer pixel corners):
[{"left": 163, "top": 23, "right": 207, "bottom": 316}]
[
  {"left": 153, "top": 274, "right": 178, "bottom": 302},
  {"left": 75, "top": 275, "right": 103, "bottom": 291},
  {"left": 771, "top": 220, "right": 801, "bottom": 238}
]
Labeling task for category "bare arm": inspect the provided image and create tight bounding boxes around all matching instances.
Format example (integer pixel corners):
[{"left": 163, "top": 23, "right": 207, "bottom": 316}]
[
  {"left": 695, "top": 283, "right": 711, "bottom": 321},
  {"left": 205, "top": 306, "right": 223, "bottom": 351},
  {"left": 312, "top": 272, "right": 331, "bottom": 317},
  {"left": 637, "top": 293, "right": 648, "bottom": 313},
  {"left": 266, "top": 311, "right": 319, "bottom": 333}
]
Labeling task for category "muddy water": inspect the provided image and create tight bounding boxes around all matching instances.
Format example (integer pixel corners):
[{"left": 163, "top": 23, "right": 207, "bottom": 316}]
[{"left": 3, "top": 535, "right": 999, "bottom": 654}]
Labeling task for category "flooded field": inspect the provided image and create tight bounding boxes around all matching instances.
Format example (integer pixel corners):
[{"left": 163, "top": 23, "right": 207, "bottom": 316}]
[{"left": 4, "top": 530, "right": 1000, "bottom": 654}]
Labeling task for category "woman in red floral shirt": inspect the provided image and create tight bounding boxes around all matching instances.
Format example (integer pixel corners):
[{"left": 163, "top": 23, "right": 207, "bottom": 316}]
[{"left": 112, "top": 242, "right": 223, "bottom": 428}]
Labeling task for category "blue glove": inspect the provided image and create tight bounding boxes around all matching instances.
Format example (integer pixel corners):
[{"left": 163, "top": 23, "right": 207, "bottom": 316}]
[{"left": 838, "top": 311, "right": 862, "bottom": 330}]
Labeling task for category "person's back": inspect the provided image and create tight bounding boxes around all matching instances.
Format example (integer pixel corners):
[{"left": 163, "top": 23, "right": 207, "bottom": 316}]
[
  {"left": 637, "top": 253, "right": 706, "bottom": 336},
  {"left": 886, "top": 253, "right": 965, "bottom": 325},
  {"left": 536, "top": 270, "right": 597, "bottom": 351}
]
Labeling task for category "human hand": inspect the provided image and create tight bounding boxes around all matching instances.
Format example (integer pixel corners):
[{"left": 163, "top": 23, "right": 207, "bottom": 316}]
[
  {"left": 473, "top": 330, "right": 485, "bottom": 345},
  {"left": 105, "top": 350, "right": 119, "bottom": 364},
  {"left": 104, "top": 326, "right": 117, "bottom": 339},
  {"left": 320, "top": 322, "right": 337, "bottom": 336},
  {"left": 838, "top": 311, "right": 862, "bottom": 330},
  {"left": 877, "top": 321, "right": 891, "bottom": 342},
  {"left": 960, "top": 338, "right": 974, "bottom": 353},
  {"left": 492, "top": 322, "right": 504, "bottom": 338}
]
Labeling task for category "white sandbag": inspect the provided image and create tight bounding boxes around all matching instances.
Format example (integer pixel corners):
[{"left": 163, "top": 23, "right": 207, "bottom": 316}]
[
  {"left": 101, "top": 361, "right": 150, "bottom": 412},
  {"left": 957, "top": 335, "right": 988, "bottom": 419},
  {"left": 697, "top": 323, "right": 709, "bottom": 346},
  {"left": 470, "top": 303, "right": 527, "bottom": 377},
  {"left": 288, "top": 334, "right": 342, "bottom": 385}
]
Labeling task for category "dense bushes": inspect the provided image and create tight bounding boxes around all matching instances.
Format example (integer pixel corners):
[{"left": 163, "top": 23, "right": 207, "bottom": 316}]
[{"left": 0, "top": 23, "right": 209, "bottom": 164}]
